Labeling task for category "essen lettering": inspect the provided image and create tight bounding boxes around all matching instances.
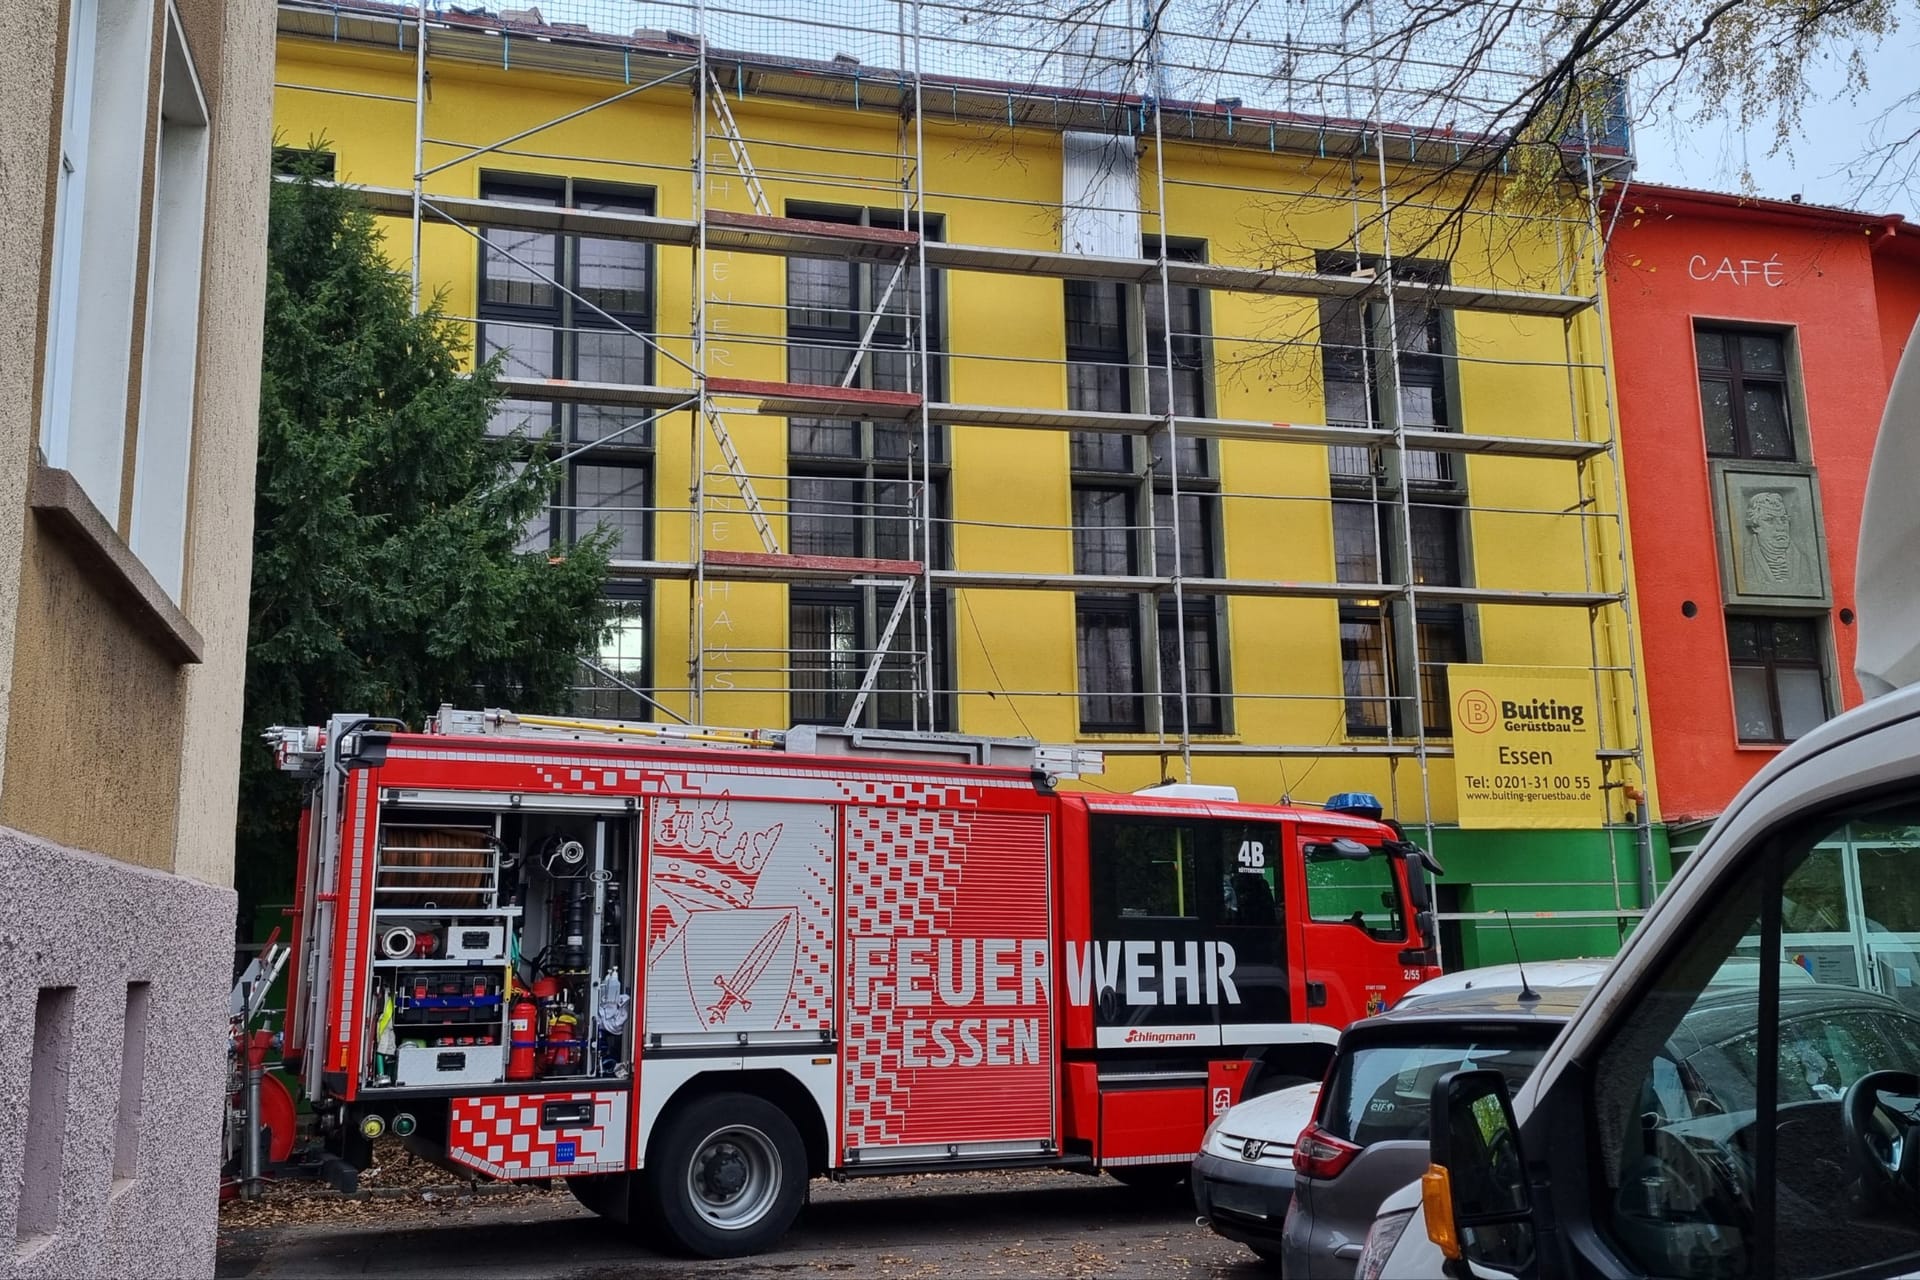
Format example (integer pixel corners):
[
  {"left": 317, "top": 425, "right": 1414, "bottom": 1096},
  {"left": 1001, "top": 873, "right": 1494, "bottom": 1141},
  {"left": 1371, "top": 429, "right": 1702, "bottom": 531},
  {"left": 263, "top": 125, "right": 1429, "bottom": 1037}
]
[
  {"left": 1498, "top": 746, "right": 1554, "bottom": 766},
  {"left": 900, "top": 1016, "right": 1043, "bottom": 1067}
]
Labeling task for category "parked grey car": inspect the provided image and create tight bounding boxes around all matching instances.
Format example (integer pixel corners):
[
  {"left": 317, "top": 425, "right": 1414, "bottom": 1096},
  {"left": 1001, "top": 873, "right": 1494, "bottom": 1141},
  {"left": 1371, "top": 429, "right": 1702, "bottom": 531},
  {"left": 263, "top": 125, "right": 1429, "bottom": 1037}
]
[{"left": 1278, "top": 985, "right": 1587, "bottom": 1279}]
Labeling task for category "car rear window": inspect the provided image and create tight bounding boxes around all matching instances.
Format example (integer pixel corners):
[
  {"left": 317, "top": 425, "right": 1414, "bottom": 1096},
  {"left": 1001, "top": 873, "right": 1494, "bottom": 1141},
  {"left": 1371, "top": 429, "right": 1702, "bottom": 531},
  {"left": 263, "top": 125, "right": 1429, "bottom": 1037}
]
[{"left": 1319, "top": 1027, "right": 1556, "bottom": 1146}]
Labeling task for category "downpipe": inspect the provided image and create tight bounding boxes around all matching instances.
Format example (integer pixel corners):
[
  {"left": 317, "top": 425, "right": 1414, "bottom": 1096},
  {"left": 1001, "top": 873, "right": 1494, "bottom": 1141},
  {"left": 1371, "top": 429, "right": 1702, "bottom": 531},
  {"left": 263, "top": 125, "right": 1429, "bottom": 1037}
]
[{"left": 1634, "top": 797, "right": 1656, "bottom": 911}]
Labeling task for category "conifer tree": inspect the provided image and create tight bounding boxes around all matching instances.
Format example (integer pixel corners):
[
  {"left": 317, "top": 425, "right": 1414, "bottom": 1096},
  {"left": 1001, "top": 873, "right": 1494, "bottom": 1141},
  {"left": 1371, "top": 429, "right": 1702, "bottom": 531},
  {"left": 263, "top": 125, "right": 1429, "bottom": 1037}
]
[{"left": 239, "top": 153, "right": 614, "bottom": 919}]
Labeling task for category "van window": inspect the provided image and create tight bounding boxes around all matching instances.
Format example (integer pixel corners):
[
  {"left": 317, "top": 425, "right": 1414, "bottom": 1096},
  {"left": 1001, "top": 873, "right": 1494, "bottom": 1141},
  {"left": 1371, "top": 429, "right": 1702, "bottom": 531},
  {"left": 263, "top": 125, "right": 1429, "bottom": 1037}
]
[{"left": 1589, "top": 803, "right": 1920, "bottom": 1279}]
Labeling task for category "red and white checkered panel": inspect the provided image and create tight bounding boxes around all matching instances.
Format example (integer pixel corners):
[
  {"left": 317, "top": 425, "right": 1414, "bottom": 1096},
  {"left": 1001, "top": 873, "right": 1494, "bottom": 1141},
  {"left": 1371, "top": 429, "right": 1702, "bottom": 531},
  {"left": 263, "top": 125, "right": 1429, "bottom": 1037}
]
[
  {"left": 447, "top": 1090, "right": 629, "bottom": 1179},
  {"left": 643, "top": 798, "right": 836, "bottom": 1037},
  {"left": 841, "top": 804, "right": 1054, "bottom": 1154}
]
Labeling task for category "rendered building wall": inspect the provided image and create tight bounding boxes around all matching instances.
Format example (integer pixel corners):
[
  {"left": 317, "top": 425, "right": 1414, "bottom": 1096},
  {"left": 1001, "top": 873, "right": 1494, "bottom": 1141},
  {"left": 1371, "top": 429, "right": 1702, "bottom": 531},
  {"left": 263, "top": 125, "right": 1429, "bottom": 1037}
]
[{"left": 0, "top": 0, "right": 274, "bottom": 1271}]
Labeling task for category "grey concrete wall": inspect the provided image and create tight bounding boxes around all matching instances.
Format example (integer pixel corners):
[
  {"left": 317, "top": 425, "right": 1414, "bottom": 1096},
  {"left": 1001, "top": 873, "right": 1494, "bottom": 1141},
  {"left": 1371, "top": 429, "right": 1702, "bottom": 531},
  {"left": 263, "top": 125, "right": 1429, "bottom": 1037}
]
[{"left": 0, "top": 828, "right": 235, "bottom": 1280}]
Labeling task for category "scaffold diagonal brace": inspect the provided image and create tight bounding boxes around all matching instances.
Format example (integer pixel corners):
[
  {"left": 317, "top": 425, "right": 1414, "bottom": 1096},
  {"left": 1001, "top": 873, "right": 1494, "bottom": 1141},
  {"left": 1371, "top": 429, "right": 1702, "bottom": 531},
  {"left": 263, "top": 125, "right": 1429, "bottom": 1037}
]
[
  {"left": 843, "top": 579, "right": 917, "bottom": 730},
  {"left": 702, "top": 403, "right": 781, "bottom": 554},
  {"left": 840, "top": 259, "right": 908, "bottom": 388}
]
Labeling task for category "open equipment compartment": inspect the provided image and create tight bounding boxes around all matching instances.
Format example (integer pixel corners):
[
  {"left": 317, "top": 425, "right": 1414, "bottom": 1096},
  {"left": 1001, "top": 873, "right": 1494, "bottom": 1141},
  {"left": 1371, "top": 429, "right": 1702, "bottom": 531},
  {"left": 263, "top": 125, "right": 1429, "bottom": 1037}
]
[{"left": 363, "top": 807, "right": 635, "bottom": 1092}]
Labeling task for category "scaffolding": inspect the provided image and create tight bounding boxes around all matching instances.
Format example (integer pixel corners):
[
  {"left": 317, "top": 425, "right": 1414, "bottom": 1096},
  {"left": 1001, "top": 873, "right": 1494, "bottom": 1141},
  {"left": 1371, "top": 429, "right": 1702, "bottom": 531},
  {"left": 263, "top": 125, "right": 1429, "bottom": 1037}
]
[{"left": 274, "top": 0, "right": 1652, "bottom": 944}]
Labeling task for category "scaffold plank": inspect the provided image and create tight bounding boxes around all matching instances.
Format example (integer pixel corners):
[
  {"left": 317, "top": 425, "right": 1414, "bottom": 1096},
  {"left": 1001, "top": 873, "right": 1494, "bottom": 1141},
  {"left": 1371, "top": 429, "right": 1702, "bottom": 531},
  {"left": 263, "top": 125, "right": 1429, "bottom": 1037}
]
[
  {"left": 609, "top": 561, "right": 1618, "bottom": 608},
  {"left": 329, "top": 182, "right": 1591, "bottom": 318},
  {"left": 929, "top": 243, "right": 1593, "bottom": 318},
  {"left": 493, "top": 377, "right": 696, "bottom": 410},
  {"left": 703, "top": 550, "right": 925, "bottom": 580},
  {"left": 706, "top": 377, "right": 924, "bottom": 418},
  {"left": 707, "top": 210, "right": 917, "bottom": 262},
  {"left": 493, "top": 377, "right": 1606, "bottom": 460}
]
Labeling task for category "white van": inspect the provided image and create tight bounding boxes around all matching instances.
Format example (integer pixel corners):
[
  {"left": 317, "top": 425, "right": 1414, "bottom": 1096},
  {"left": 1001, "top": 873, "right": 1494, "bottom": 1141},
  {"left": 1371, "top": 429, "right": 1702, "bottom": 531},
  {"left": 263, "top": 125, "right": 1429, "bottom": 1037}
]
[{"left": 1371, "top": 329, "right": 1920, "bottom": 1280}]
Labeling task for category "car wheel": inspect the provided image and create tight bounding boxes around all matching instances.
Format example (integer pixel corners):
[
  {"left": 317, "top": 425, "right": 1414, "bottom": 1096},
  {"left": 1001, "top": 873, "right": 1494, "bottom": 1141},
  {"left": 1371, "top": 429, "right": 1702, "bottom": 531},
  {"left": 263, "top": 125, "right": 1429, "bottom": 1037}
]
[
  {"left": 1108, "top": 1163, "right": 1190, "bottom": 1190},
  {"left": 647, "top": 1092, "right": 807, "bottom": 1258}
]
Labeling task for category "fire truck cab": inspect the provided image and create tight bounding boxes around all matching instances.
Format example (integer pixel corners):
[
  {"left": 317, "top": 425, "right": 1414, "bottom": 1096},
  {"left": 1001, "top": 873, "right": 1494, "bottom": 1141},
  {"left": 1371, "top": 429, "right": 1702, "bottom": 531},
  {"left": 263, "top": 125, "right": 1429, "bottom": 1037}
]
[{"left": 276, "top": 707, "right": 1440, "bottom": 1257}]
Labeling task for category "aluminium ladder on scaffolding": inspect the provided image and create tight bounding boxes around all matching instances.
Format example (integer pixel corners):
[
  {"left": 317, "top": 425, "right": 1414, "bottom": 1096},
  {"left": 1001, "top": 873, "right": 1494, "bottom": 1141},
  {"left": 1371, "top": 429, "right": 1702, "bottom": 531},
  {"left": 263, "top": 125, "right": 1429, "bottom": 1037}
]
[
  {"left": 689, "top": 48, "right": 938, "bottom": 729},
  {"left": 706, "top": 68, "right": 772, "bottom": 218}
]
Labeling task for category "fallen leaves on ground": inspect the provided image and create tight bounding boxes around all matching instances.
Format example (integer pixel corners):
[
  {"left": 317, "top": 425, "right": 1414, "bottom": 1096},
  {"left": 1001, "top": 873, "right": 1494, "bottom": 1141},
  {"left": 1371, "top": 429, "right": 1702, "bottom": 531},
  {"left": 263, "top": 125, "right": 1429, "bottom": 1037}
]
[{"left": 217, "top": 1139, "right": 555, "bottom": 1231}]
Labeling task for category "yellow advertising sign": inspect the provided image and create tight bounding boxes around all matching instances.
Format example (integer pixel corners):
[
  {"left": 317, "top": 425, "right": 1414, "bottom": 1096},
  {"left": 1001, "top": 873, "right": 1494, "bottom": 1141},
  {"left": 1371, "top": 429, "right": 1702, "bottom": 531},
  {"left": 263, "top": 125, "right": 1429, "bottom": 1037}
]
[{"left": 1446, "top": 665, "right": 1601, "bottom": 829}]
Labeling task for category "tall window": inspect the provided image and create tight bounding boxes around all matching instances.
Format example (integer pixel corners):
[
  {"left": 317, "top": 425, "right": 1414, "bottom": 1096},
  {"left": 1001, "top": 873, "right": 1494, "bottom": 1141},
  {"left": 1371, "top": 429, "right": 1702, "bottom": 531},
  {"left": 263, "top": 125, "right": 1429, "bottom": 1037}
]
[
  {"left": 477, "top": 175, "right": 656, "bottom": 716},
  {"left": 1321, "top": 252, "right": 1469, "bottom": 737},
  {"left": 1728, "top": 614, "right": 1828, "bottom": 743},
  {"left": 572, "top": 594, "right": 652, "bottom": 721},
  {"left": 42, "top": 0, "right": 208, "bottom": 602},
  {"left": 784, "top": 205, "right": 949, "bottom": 729},
  {"left": 1696, "top": 327, "right": 1795, "bottom": 460},
  {"left": 1068, "top": 241, "right": 1225, "bottom": 734},
  {"left": 130, "top": 10, "right": 211, "bottom": 600}
]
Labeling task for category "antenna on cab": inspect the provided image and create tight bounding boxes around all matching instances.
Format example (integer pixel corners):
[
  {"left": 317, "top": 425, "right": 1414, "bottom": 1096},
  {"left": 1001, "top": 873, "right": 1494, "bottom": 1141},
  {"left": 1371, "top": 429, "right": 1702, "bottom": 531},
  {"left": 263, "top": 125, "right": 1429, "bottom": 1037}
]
[{"left": 1504, "top": 909, "right": 1540, "bottom": 1002}]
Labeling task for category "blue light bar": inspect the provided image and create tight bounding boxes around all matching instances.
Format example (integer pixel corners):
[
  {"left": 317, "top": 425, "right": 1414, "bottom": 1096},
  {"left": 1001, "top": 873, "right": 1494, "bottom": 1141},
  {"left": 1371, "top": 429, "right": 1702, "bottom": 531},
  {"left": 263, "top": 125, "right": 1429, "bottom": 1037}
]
[{"left": 1324, "top": 792, "right": 1384, "bottom": 820}]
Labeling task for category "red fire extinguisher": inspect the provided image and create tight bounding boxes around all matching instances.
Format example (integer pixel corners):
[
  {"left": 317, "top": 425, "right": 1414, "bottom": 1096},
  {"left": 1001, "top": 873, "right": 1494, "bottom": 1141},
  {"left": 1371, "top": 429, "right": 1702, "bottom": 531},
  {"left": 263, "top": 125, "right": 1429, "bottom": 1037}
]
[{"left": 508, "top": 997, "right": 539, "bottom": 1081}]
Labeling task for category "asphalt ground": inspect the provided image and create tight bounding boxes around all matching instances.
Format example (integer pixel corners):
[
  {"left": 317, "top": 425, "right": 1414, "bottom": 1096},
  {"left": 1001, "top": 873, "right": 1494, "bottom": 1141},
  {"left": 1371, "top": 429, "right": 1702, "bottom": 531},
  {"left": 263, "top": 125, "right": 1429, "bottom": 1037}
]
[{"left": 217, "top": 1169, "right": 1274, "bottom": 1279}]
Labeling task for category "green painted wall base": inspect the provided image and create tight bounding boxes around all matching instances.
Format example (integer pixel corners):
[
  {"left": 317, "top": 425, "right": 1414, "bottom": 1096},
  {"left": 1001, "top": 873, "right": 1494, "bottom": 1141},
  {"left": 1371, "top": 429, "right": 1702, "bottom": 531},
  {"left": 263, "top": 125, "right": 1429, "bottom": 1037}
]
[{"left": 1408, "top": 825, "right": 1674, "bottom": 970}]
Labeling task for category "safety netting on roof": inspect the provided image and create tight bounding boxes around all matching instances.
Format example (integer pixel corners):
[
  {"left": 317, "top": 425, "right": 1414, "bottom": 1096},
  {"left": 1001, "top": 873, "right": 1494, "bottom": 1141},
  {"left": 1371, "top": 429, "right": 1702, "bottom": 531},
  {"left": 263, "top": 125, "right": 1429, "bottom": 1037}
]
[{"left": 406, "top": 0, "right": 1597, "bottom": 139}]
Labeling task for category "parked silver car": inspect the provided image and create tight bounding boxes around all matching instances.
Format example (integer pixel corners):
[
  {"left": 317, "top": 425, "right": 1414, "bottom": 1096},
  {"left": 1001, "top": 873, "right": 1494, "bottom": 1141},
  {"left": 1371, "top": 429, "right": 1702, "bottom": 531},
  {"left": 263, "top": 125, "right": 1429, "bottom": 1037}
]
[{"left": 1278, "top": 984, "right": 1587, "bottom": 1279}]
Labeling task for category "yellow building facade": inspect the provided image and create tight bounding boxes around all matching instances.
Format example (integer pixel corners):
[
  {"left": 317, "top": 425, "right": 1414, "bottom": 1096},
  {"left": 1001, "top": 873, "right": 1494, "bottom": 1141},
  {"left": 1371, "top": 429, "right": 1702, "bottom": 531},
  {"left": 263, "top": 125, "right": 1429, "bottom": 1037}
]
[{"left": 273, "top": 0, "right": 1659, "bottom": 958}]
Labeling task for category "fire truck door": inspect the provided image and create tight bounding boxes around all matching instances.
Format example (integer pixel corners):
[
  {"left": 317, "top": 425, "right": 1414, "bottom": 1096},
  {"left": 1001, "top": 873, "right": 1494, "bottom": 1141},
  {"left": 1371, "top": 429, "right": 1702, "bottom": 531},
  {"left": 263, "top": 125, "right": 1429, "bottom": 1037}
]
[
  {"left": 1085, "top": 815, "right": 1289, "bottom": 1048},
  {"left": 840, "top": 807, "right": 1055, "bottom": 1165},
  {"left": 1297, "top": 833, "right": 1415, "bottom": 1023}
]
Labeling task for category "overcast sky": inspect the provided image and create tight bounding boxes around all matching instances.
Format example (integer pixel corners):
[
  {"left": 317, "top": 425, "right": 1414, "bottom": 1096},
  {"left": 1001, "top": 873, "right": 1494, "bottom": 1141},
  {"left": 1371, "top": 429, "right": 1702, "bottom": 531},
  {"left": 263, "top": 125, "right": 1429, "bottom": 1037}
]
[{"left": 1628, "top": 30, "right": 1919, "bottom": 217}]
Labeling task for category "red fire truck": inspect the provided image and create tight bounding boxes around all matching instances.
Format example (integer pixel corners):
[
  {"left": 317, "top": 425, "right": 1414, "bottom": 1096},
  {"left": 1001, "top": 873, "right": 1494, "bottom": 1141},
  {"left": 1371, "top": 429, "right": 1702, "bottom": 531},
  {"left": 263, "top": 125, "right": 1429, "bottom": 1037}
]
[{"left": 275, "top": 707, "right": 1441, "bottom": 1256}]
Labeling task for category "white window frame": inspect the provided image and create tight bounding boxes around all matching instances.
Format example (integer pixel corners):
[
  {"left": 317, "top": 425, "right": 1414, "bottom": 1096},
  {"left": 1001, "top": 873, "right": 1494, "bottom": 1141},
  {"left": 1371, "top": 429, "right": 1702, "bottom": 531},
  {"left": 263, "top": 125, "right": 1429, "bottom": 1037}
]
[
  {"left": 40, "top": 0, "right": 99, "bottom": 470},
  {"left": 130, "top": 3, "right": 210, "bottom": 601},
  {"left": 41, "top": 0, "right": 157, "bottom": 522}
]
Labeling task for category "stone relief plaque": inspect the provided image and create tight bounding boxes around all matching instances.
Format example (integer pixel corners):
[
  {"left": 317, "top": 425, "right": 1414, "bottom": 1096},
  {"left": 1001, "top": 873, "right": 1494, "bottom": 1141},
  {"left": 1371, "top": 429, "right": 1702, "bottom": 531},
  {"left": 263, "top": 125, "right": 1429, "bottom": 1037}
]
[{"left": 1717, "top": 468, "right": 1829, "bottom": 604}]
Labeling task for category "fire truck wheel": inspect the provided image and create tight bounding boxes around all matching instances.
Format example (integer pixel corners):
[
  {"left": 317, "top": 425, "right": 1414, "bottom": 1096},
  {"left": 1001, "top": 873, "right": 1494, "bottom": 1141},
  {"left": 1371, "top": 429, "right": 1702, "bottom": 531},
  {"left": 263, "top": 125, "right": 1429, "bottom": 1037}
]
[
  {"left": 566, "top": 1173, "right": 633, "bottom": 1222},
  {"left": 1109, "top": 1163, "right": 1190, "bottom": 1190},
  {"left": 648, "top": 1092, "right": 806, "bottom": 1258}
]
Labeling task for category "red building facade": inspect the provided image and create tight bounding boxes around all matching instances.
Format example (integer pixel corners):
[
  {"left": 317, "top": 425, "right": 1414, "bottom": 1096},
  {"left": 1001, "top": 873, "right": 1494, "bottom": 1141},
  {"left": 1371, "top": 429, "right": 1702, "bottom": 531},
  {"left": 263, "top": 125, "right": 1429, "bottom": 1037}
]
[{"left": 1607, "top": 185, "right": 1920, "bottom": 834}]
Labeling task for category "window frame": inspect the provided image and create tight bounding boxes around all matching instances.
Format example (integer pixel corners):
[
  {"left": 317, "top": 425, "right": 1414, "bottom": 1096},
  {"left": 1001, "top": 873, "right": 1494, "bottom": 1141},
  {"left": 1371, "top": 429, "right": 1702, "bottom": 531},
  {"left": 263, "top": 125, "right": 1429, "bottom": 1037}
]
[
  {"left": 270, "top": 145, "right": 335, "bottom": 180},
  {"left": 1076, "top": 595, "right": 1148, "bottom": 732},
  {"left": 129, "top": 4, "right": 211, "bottom": 601},
  {"left": 1320, "top": 252, "right": 1473, "bottom": 740},
  {"left": 789, "top": 585, "right": 952, "bottom": 731},
  {"left": 476, "top": 174, "right": 658, "bottom": 565},
  {"left": 1727, "top": 613, "right": 1830, "bottom": 744},
  {"left": 1696, "top": 324, "right": 1797, "bottom": 462},
  {"left": 570, "top": 584, "right": 654, "bottom": 721},
  {"left": 40, "top": 0, "right": 159, "bottom": 527},
  {"left": 1332, "top": 496, "right": 1470, "bottom": 738},
  {"left": 1318, "top": 251, "right": 1457, "bottom": 486},
  {"left": 781, "top": 203, "right": 952, "bottom": 732},
  {"left": 1065, "top": 239, "right": 1228, "bottom": 736},
  {"left": 475, "top": 174, "right": 660, "bottom": 713}
]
